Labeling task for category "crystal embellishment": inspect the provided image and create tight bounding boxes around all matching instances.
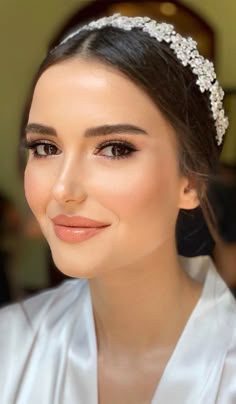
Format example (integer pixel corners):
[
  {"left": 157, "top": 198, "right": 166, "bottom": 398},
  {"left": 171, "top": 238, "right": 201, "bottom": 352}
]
[{"left": 58, "top": 13, "right": 228, "bottom": 146}]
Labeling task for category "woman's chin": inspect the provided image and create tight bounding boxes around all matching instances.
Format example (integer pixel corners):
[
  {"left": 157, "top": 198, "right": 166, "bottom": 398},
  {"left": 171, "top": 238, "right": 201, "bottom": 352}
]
[{"left": 51, "top": 255, "right": 109, "bottom": 280}]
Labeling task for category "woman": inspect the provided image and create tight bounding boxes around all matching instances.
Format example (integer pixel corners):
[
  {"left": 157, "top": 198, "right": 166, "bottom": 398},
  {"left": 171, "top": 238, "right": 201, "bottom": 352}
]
[{"left": 0, "top": 13, "right": 235, "bottom": 403}]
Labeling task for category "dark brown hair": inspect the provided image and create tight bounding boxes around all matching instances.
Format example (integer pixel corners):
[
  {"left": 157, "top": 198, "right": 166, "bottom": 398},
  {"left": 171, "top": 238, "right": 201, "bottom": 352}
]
[{"left": 20, "top": 23, "right": 222, "bottom": 255}]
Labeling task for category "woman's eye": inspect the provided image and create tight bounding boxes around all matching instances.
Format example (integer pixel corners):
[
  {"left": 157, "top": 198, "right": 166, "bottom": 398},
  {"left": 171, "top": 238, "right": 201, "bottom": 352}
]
[
  {"left": 96, "top": 141, "right": 136, "bottom": 159},
  {"left": 25, "top": 142, "right": 61, "bottom": 158},
  {"left": 35, "top": 144, "right": 59, "bottom": 156},
  {"left": 23, "top": 139, "right": 137, "bottom": 160}
]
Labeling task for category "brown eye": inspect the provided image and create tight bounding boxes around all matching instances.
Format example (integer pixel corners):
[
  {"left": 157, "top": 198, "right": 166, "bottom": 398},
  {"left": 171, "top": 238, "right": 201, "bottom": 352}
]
[
  {"left": 33, "top": 143, "right": 60, "bottom": 157},
  {"left": 22, "top": 139, "right": 61, "bottom": 159},
  {"left": 39, "top": 144, "right": 59, "bottom": 156},
  {"left": 96, "top": 141, "right": 137, "bottom": 159},
  {"left": 108, "top": 144, "right": 129, "bottom": 157}
]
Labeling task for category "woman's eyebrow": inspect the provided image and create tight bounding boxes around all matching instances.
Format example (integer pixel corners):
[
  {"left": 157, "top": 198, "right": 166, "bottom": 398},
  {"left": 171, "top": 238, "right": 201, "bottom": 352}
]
[
  {"left": 84, "top": 124, "right": 148, "bottom": 137},
  {"left": 25, "top": 123, "right": 149, "bottom": 137},
  {"left": 25, "top": 123, "right": 57, "bottom": 136}
]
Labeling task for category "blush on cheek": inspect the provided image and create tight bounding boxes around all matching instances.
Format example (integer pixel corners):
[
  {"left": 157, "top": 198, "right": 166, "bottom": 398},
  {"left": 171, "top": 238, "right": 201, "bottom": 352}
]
[{"left": 94, "top": 160, "right": 176, "bottom": 221}]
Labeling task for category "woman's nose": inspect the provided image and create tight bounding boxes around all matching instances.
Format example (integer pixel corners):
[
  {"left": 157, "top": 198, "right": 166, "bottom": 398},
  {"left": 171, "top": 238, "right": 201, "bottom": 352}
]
[{"left": 51, "top": 158, "right": 87, "bottom": 205}]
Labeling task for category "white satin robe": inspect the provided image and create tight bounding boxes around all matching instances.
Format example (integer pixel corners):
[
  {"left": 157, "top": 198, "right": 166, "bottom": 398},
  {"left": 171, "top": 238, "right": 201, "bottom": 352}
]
[{"left": 1, "top": 255, "right": 236, "bottom": 404}]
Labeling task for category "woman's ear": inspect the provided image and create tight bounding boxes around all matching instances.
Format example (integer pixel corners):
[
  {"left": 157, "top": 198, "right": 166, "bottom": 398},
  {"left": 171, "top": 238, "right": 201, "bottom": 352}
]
[{"left": 178, "top": 177, "right": 200, "bottom": 210}]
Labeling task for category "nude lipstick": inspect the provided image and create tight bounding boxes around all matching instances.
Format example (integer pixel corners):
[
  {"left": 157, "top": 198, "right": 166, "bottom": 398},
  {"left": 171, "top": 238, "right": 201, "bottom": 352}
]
[{"left": 51, "top": 214, "right": 110, "bottom": 243}]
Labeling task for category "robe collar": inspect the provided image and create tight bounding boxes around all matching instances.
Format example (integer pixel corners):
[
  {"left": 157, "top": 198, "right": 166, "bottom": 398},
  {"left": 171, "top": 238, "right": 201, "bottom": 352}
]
[{"left": 65, "top": 256, "right": 236, "bottom": 403}]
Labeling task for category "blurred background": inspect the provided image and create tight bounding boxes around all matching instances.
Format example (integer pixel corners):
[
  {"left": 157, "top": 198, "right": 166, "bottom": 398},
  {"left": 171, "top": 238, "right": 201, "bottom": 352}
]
[{"left": 0, "top": 0, "right": 236, "bottom": 306}]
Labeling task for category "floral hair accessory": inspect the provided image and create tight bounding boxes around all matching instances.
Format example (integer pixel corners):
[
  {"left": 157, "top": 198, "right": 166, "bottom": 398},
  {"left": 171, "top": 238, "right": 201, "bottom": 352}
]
[{"left": 58, "top": 13, "right": 229, "bottom": 146}]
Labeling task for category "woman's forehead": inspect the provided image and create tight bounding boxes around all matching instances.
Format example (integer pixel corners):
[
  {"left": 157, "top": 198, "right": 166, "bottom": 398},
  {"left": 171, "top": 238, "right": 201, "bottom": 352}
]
[{"left": 30, "top": 59, "right": 171, "bottom": 132}]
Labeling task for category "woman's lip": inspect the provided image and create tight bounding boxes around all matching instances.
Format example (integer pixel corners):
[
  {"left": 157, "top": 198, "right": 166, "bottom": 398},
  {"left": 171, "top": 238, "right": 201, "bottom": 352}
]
[
  {"left": 53, "top": 224, "right": 109, "bottom": 243},
  {"left": 51, "top": 214, "right": 109, "bottom": 228}
]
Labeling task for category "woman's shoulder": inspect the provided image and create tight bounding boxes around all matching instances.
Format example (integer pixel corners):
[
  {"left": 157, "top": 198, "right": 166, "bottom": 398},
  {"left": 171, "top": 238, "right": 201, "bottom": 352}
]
[
  {"left": 0, "top": 278, "right": 91, "bottom": 403},
  {"left": 0, "top": 278, "right": 87, "bottom": 336}
]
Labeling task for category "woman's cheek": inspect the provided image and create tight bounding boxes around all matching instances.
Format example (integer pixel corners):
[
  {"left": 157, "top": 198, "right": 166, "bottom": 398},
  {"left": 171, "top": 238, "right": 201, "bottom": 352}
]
[
  {"left": 89, "top": 161, "right": 166, "bottom": 219},
  {"left": 24, "top": 163, "right": 48, "bottom": 217}
]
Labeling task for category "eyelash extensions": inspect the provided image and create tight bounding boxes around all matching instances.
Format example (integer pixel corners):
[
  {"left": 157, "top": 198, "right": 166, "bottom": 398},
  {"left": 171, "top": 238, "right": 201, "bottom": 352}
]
[
  {"left": 22, "top": 138, "right": 138, "bottom": 160},
  {"left": 94, "top": 139, "right": 137, "bottom": 160},
  {"left": 22, "top": 140, "right": 60, "bottom": 158}
]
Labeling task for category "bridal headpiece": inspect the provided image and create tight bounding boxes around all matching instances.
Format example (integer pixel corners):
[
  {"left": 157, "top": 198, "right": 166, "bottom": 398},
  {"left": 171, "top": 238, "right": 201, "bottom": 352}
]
[{"left": 58, "top": 13, "right": 228, "bottom": 146}]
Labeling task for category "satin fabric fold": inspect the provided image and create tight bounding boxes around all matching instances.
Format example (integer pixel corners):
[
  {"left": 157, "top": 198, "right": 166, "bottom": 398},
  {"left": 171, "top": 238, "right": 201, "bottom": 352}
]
[
  {"left": 151, "top": 256, "right": 236, "bottom": 403},
  {"left": 0, "top": 255, "right": 236, "bottom": 403}
]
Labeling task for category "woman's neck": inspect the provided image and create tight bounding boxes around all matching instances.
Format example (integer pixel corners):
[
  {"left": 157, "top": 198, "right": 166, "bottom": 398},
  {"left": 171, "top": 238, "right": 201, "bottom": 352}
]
[{"left": 88, "top": 244, "right": 202, "bottom": 358}]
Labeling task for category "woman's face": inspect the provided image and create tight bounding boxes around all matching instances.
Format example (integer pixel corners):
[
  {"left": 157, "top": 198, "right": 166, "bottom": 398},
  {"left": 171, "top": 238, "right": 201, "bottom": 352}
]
[{"left": 24, "top": 58, "right": 194, "bottom": 278}]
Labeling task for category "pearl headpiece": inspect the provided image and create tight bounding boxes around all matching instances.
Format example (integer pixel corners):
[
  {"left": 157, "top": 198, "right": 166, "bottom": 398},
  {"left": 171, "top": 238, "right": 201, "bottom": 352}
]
[{"left": 59, "top": 13, "right": 229, "bottom": 146}]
